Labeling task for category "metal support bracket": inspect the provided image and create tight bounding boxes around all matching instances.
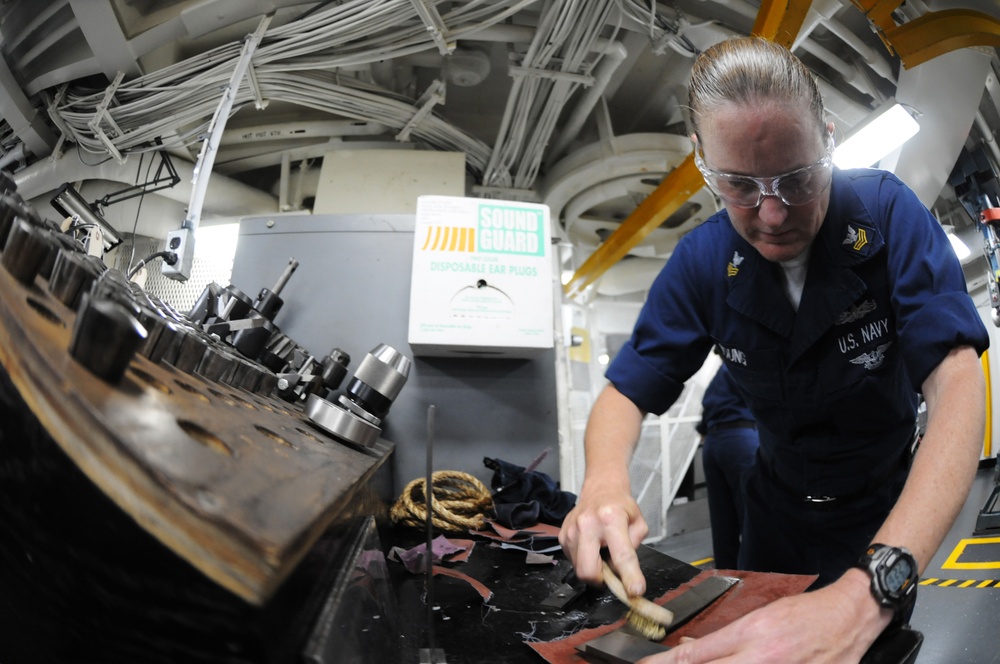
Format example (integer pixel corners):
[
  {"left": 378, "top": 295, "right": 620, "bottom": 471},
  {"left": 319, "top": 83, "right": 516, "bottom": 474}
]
[
  {"left": 396, "top": 79, "right": 446, "bottom": 143},
  {"left": 974, "top": 483, "right": 1000, "bottom": 535},
  {"left": 509, "top": 64, "right": 595, "bottom": 87},
  {"left": 408, "top": 0, "right": 455, "bottom": 56},
  {"left": 166, "top": 12, "right": 273, "bottom": 281},
  {"left": 185, "top": 12, "right": 273, "bottom": 231},
  {"left": 246, "top": 60, "right": 268, "bottom": 110},
  {"left": 979, "top": 207, "right": 1000, "bottom": 324},
  {"left": 46, "top": 85, "right": 73, "bottom": 163},
  {"left": 87, "top": 71, "right": 126, "bottom": 164}
]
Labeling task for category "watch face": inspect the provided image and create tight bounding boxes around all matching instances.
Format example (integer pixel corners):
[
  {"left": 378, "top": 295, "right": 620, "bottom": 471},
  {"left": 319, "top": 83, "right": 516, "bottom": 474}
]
[
  {"left": 884, "top": 556, "right": 913, "bottom": 595},
  {"left": 860, "top": 545, "right": 918, "bottom": 611}
]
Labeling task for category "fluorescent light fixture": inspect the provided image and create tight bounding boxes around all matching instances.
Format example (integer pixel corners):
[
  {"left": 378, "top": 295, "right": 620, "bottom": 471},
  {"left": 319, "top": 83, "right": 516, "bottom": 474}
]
[
  {"left": 51, "top": 183, "right": 123, "bottom": 252},
  {"left": 948, "top": 233, "right": 971, "bottom": 261},
  {"left": 833, "top": 101, "right": 920, "bottom": 169},
  {"left": 945, "top": 227, "right": 972, "bottom": 262}
]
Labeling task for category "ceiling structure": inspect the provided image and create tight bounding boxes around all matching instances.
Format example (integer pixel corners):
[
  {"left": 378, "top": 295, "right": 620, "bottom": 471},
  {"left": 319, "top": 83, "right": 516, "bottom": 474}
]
[{"left": 1, "top": 0, "right": 999, "bottom": 301}]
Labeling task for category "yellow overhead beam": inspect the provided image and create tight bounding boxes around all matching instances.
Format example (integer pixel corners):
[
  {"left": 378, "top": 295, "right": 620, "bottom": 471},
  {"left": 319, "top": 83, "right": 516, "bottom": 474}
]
[
  {"left": 562, "top": 0, "right": 812, "bottom": 300},
  {"left": 563, "top": 156, "right": 704, "bottom": 300},
  {"left": 848, "top": 0, "right": 905, "bottom": 31},
  {"left": 752, "top": 0, "right": 814, "bottom": 48},
  {"left": 852, "top": 2, "right": 1000, "bottom": 69},
  {"left": 885, "top": 9, "right": 1000, "bottom": 69}
]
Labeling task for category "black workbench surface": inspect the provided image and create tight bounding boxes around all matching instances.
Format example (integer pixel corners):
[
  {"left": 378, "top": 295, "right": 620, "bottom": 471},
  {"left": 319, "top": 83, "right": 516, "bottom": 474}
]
[
  {"left": 388, "top": 530, "right": 695, "bottom": 662},
  {"left": 386, "top": 527, "right": 923, "bottom": 664}
]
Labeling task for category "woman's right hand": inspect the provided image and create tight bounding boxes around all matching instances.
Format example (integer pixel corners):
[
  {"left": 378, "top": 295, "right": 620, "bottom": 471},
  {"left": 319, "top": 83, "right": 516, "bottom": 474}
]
[{"left": 558, "top": 478, "right": 649, "bottom": 597}]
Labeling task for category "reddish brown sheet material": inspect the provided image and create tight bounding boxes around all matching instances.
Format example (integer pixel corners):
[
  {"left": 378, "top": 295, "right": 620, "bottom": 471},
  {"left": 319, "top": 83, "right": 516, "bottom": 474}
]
[
  {"left": 472, "top": 520, "right": 563, "bottom": 542},
  {"left": 526, "top": 568, "right": 816, "bottom": 663},
  {"left": 433, "top": 565, "right": 494, "bottom": 602}
]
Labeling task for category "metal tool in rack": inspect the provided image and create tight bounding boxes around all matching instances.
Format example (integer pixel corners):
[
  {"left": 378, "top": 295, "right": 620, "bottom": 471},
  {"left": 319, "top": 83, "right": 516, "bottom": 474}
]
[
  {"left": 191, "top": 258, "right": 299, "bottom": 360},
  {"left": 305, "top": 343, "right": 412, "bottom": 449}
]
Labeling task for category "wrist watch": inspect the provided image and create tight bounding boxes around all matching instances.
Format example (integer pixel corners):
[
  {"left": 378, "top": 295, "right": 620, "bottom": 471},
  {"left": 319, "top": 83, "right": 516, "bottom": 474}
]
[{"left": 854, "top": 543, "right": 918, "bottom": 619}]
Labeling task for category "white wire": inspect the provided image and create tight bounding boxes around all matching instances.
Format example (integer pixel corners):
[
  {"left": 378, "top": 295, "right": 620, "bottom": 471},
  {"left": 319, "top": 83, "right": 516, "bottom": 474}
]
[
  {"left": 7, "top": 0, "right": 623, "bottom": 191},
  {"left": 615, "top": 0, "right": 698, "bottom": 57},
  {"left": 44, "top": 0, "right": 532, "bottom": 177},
  {"left": 483, "top": 0, "right": 618, "bottom": 190}
]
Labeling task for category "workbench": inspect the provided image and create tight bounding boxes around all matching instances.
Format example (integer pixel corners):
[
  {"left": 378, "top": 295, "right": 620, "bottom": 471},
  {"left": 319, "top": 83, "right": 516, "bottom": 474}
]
[{"left": 386, "top": 528, "right": 924, "bottom": 664}]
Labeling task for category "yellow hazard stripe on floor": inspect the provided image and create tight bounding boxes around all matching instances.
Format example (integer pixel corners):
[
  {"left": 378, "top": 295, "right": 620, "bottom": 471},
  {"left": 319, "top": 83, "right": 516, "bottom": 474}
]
[
  {"left": 942, "top": 536, "right": 1000, "bottom": 570},
  {"left": 920, "top": 577, "right": 1000, "bottom": 588}
]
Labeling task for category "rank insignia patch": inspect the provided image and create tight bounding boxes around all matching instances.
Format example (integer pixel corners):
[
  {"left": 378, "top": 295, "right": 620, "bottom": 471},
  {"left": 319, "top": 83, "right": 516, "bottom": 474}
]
[
  {"left": 843, "top": 225, "right": 869, "bottom": 251},
  {"left": 727, "top": 251, "right": 743, "bottom": 277}
]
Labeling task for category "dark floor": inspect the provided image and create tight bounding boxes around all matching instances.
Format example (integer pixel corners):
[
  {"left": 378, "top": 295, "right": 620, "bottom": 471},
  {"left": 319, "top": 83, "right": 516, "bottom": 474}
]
[{"left": 650, "top": 465, "right": 1000, "bottom": 664}]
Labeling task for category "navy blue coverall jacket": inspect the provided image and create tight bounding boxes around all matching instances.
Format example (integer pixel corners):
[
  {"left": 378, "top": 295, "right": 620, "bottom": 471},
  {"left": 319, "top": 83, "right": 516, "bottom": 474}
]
[{"left": 607, "top": 167, "right": 990, "bottom": 584}]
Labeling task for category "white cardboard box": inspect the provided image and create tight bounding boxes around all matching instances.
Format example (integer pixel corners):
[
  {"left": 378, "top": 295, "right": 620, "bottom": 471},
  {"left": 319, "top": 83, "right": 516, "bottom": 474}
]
[{"left": 408, "top": 195, "right": 554, "bottom": 357}]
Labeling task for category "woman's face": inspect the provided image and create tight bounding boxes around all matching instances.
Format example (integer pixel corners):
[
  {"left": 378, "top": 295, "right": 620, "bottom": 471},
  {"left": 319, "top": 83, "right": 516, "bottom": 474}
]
[{"left": 696, "top": 101, "right": 832, "bottom": 263}]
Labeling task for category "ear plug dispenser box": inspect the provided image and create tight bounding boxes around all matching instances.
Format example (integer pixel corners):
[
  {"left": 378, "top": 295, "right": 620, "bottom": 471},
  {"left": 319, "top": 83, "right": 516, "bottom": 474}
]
[{"left": 408, "top": 195, "right": 554, "bottom": 358}]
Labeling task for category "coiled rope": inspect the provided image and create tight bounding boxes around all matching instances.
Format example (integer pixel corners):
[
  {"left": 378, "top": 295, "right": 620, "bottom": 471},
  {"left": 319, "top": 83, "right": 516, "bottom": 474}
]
[{"left": 391, "top": 470, "right": 494, "bottom": 532}]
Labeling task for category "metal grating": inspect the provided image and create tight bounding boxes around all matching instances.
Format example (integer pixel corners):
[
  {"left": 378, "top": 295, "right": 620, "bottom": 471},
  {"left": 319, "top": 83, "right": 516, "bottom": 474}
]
[
  {"left": 564, "top": 378, "right": 705, "bottom": 544},
  {"left": 630, "top": 418, "right": 666, "bottom": 542},
  {"left": 565, "top": 384, "right": 702, "bottom": 545},
  {"left": 111, "top": 234, "right": 235, "bottom": 314},
  {"left": 568, "top": 389, "right": 592, "bottom": 495},
  {"left": 662, "top": 384, "right": 704, "bottom": 495}
]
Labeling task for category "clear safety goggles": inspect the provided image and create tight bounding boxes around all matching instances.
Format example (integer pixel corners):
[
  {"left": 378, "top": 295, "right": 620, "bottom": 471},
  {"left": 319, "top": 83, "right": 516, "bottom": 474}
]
[{"left": 694, "top": 138, "right": 835, "bottom": 208}]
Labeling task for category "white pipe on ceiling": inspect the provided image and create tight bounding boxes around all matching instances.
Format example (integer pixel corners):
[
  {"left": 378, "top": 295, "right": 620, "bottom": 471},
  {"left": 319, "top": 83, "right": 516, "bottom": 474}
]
[
  {"left": 12, "top": 146, "right": 277, "bottom": 219},
  {"left": 219, "top": 120, "right": 390, "bottom": 145}
]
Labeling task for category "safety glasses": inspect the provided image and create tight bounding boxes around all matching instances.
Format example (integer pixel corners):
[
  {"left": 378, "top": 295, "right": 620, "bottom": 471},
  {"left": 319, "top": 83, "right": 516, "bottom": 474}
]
[{"left": 694, "top": 138, "right": 835, "bottom": 208}]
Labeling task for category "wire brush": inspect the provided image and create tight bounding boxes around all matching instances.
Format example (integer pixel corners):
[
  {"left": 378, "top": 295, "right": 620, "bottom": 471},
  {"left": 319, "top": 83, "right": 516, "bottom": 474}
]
[{"left": 602, "top": 561, "right": 674, "bottom": 641}]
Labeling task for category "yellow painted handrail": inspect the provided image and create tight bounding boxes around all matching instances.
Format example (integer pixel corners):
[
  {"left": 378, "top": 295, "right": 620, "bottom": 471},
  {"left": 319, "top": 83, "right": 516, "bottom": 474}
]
[{"left": 983, "top": 351, "right": 993, "bottom": 458}]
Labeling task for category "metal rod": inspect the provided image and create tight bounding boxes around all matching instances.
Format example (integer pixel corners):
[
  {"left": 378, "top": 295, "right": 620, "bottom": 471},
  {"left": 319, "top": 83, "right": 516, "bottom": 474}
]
[
  {"left": 219, "top": 294, "right": 238, "bottom": 321},
  {"left": 271, "top": 258, "right": 299, "bottom": 295},
  {"left": 425, "top": 404, "right": 436, "bottom": 652}
]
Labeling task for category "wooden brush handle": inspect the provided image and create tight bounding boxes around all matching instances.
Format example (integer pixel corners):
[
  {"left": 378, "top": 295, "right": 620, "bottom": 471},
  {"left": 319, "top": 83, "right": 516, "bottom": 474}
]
[
  {"left": 601, "top": 561, "right": 633, "bottom": 606},
  {"left": 601, "top": 561, "right": 674, "bottom": 626}
]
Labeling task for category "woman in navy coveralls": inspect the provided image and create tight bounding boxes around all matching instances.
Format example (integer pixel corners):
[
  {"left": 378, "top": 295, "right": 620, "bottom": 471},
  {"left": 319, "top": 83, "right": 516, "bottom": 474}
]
[{"left": 559, "top": 36, "right": 989, "bottom": 663}]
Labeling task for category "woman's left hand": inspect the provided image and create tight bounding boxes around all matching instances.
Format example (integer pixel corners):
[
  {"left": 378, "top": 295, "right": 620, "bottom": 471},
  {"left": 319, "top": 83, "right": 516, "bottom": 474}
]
[{"left": 637, "top": 570, "right": 891, "bottom": 664}]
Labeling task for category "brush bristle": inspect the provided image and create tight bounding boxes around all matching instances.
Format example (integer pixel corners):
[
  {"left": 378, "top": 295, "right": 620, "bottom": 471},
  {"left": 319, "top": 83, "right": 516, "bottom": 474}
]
[{"left": 626, "top": 609, "right": 667, "bottom": 641}]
